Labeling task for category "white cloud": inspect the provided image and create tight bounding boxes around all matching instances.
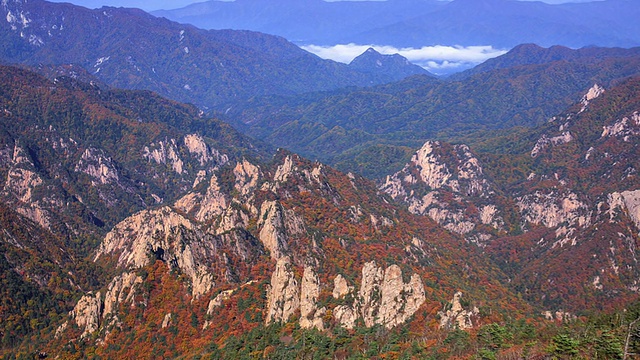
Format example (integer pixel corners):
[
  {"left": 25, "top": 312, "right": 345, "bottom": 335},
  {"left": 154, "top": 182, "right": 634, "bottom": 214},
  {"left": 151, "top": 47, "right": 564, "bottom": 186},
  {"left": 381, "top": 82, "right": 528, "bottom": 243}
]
[{"left": 301, "top": 43, "right": 508, "bottom": 75}]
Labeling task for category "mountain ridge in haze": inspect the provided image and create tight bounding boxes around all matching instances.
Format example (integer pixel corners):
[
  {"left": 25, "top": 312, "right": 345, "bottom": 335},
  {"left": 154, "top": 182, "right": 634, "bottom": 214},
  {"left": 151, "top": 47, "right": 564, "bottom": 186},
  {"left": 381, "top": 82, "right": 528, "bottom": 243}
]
[{"left": 154, "top": 0, "right": 640, "bottom": 50}]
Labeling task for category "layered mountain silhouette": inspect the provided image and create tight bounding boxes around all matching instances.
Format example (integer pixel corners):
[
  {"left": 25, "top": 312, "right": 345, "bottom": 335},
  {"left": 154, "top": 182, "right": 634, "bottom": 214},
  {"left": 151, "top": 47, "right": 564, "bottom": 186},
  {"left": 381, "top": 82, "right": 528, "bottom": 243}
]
[
  {"left": 155, "top": 0, "right": 640, "bottom": 49},
  {"left": 0, "top": 0, "right": 428, "bottom": 110},
  {"left": 222, "top": 44, "right": 640, "bottom": 178}
]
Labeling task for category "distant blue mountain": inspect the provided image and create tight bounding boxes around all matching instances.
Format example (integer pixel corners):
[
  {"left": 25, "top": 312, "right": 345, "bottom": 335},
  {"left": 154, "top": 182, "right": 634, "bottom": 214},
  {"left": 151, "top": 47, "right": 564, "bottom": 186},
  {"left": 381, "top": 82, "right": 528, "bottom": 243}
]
[{"left": 154, "top": 0, "right": 640, "bottom": 49}]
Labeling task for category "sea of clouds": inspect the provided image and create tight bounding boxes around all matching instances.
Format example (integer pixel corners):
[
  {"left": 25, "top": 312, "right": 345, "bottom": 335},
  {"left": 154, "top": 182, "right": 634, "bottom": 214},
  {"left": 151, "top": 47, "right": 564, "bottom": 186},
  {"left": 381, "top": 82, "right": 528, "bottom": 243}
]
[{"left": 301, "top": 44, "right": 508, "bottom": 75}]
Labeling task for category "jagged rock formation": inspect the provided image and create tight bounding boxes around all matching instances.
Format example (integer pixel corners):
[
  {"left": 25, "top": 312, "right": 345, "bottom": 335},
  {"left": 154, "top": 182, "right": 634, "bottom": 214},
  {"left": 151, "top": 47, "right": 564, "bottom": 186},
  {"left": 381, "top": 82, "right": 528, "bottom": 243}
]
[
  {"left": 265, "top": 257, "right": 300, "bottom": 325},
  {"left": 329, "top": 261, "right": 426, "bottom": 330},
  {"left": 332, "top": 274, "right": 354, "bottom": 299},
  {"left": 438, "top": 292, "right": 478, "bottom": 330},
  {"left": 262, "top": 259, "right": 426, "bottom": 330},
  {"left": 95, "top": 207, "right": 215, "bottom": 298},
  {"left": 300, "top": 266, "right": 326, "bottom": 330},
  {"left": 71, "top": 292, "right": 102, "bottom": 339},
  {"left": 68, "top": 272, "right": 142, "bottom": 338},
  {"left": 381, "top": 141, "right": 502, "bottom": 244}
]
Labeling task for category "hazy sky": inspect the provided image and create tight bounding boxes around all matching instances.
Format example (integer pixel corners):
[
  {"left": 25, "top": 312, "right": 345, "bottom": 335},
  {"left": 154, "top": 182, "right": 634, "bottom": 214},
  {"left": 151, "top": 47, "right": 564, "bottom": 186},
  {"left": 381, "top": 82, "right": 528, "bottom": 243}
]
[{"left": 48, "top": 0, "right": 601, "bottom": 12}]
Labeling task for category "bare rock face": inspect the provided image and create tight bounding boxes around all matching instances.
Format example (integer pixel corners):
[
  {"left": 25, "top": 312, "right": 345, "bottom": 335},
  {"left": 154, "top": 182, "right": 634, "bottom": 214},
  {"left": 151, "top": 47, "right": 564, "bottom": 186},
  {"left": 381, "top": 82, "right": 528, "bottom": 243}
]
[
  {"left": 378, "top": 266, "right": 426, "bottom": 328},
  {"left": 143, "top": 138, "right": 184, "bottom": 174},
  {"left": 265, "top": 257, "right": 300, "bottom": 325},
  {"left": 332, "top": 274, "right": 353, "bottom": 299},
  {"left": 183, "top": 133, "right": 228, "bottom": 167},
  {"left": 2, "top": 142, "right": 52, "bottom": 229},
  {"left": 259, "top": 197, "right": 307, "bottom": 252},
  {"left": 175, "top": 173, "right": 228, "bottom": 223},
  {"left": 380, "top": 141, "right": 501, "bottom": 242},
  {"left": 258, "top": 201, "right": 292, "bottom": 260},
  {"left": 333, "top": 261, "right": 425, "bottom": 330},
  {"left": 438, "top": 292, "right": 477, "bottom": 330},
  {"left": 608, "top": 190, "right": 640, "bottom": 233},
  {"left": 75, "top": 147, "right": 119, "bottom": 185},
  {"left": 517, "top": 190, "right": 591, "bottom": 247},
  {"left": 359, "top": 262, "right": 426, "bottom": 329},
  {"left": 73, "top": 272, "right": 143, "bottom": 339},
  {"left": 601, "top": 111, "right": 640, "bottom": 139},
  {"left": 274, "top": 155, "right": 295, "bottom": 184},
  {"left": 530, "top": 132, "right": 574, "bottom": 158},
  {"left": 95, "top": 206, "right": 215, "bottom": 298},
  {"left": 333, "top": 305, "right": 358, "bottom": 329},
  {"left": 71, "top": 291, "right": 102, "bottom": 338},
  {"left": 358, "top": 261, "right": 385, "bottom": 327},
  {"left": 102, "top": 272, "right": 142, "bottom": 324},
  {"left": 233, "top": 159, "right": 261, "bottom": 198},
  {"left": 580, "top": 83, "right": 605, "bottom": 112},
  {"left": 300, "top": 266, "right": 326, "bottom": 330},
  {"left": 621, "top": 190, "right": 640, "bottom": 231}
]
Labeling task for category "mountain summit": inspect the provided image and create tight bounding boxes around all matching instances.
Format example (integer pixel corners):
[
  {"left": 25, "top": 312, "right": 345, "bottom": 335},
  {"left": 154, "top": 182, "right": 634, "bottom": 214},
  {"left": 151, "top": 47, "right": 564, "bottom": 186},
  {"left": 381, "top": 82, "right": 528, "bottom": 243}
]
[{"left": 348, "top": 47, "right": 433, "bottom": 82}]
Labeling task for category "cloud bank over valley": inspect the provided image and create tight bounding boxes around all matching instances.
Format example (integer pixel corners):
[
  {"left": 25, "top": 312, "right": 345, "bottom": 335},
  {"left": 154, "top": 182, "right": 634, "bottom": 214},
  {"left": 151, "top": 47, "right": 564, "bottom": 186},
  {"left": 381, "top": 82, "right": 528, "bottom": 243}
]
[{"left": 301, "top": 43, "right": 508, "bottom": 75}]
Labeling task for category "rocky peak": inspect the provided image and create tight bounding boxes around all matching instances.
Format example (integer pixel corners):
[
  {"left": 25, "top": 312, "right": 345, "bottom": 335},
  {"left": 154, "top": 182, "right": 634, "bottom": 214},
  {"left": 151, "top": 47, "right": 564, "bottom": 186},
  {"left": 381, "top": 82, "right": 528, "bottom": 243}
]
[
  {"left": 94, "top": 206, "right": 215, "bottom": 298},
  {"left": 183, "top": 133, "right": 228, "bottom": 167},
  {"left": 233, "top": 158, "right": 261, "bottom": 197},
  {"left": 438, "top": 292, "right": 478, "bottom": 330},
  {"left": 382, "top": 141, "right": 490, "bottom": 197},
  {"left": 380, "top": 140, "right": 501, "bottom": 241},
  {"left": 580, "top": 83, "right": 605, "bottom": 112},
  {"left": 143, "top": 138, "right": 184, "bottom": 174},
  {"left": 257, "top": 201, "right": 291, "bottom": 260},
  {"left": 265, "top": 256, "right": 300, "bottom": 325},
  {"left": 359, "top": 261, "right": 426, "bottom": 329},
  {"left": 300, "top": 266, "right": 326, "bottom": 330},
  {"left": 75, "top": 147, "right": 120, "bottom": 185}
]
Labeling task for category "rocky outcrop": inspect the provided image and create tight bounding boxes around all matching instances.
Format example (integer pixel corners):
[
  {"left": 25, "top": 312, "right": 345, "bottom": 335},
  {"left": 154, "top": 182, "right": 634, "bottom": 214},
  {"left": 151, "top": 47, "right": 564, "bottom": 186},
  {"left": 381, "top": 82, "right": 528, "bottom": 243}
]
[
  {"left": 262, "top": 259, "right": 424, "bottom": 330},
  {"left": 580, "top": 83, "right": 605, "bottom": 113},
  {"left": 183, "top": 133, "right": 228, "bottom": 166},
  {"left": 233, "top": 159, "right": 261, "bottom": 198},
  {"left": 68, "top": 272, "right": 143, "bottom": 338},
  {"left": 95, "top": 206, "right": 215, "bottom": 298},
  {"left": 332, "top": 261, "right": 425, "bottom": 330},
  {"left": 608, "top": 190, "right": 640, "bottom": 232},
  {"left": 518, "top": 190, "right": 592, "bottom": 246},
  {"left": 102, "top": 272, "right": 143, "bottom": 325},
  {"left": 380, "top": 141, "right": 501, "bottom": 241},
  {"left": 161, "top": 313, "right": 173, "bottom": 328},
  {"left": 438, "top": 292, "right": 477, "bottom": 330},
  {"left": 175, "top": 173, "right": 228, "bottom": 223},
  {"left": 143, "top": 138, "right": 184, "bottom": 174},
  {"left": 258, "top": 201, "right": 290, "bottom": 260},
  {"left": 75, "top": 147, "right": 119, "bottom": 185},
  {"left": 265, "top": 257, "right": 300, "bottom": 325},
  {"left": 2, "top": 142, "right": 53, "bottom": 229},
  {"left": 71, "top": 292, "right": 102, "bottom": 338},
  {"left": 601, "top": 111, "right": 640, "bottom": 140},
  {"left": 257, "top": 201, "right": 305, "bottom": 260},
  {"left": 332, "top": 274, "right": 353, "bottom": 299},
  {"left": 357, "top": 262, "right": 426, "bottom": 329},
  {"left": 530, "top": 132, "right": 574, "bottom": 158},
  {"left": 300, "top": 266, "right": 326, "bottom": 330}
]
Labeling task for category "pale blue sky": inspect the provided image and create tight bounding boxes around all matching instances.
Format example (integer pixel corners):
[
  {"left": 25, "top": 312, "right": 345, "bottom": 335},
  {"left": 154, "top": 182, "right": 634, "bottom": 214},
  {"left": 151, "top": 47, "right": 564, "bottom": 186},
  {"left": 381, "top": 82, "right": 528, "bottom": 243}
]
[{"left": 48, "top": 0, "right": 600, "bottom": 12}]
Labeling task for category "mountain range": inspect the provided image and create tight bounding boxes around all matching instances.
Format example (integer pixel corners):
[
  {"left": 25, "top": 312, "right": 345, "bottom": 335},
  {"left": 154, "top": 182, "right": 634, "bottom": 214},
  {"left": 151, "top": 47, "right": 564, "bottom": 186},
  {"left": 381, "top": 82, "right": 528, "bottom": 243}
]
[
  {"left": 154, "top": 0, "right": 640, "bottom": 49},
  {"left": 0, "top": 0, "right": 428, "bottom": 110},
  {"left": 222, "top": 44, "right": 640, "bottom": 178},
  {"left": 1, "top": 0, "right": 640, "bottom": 358}
]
